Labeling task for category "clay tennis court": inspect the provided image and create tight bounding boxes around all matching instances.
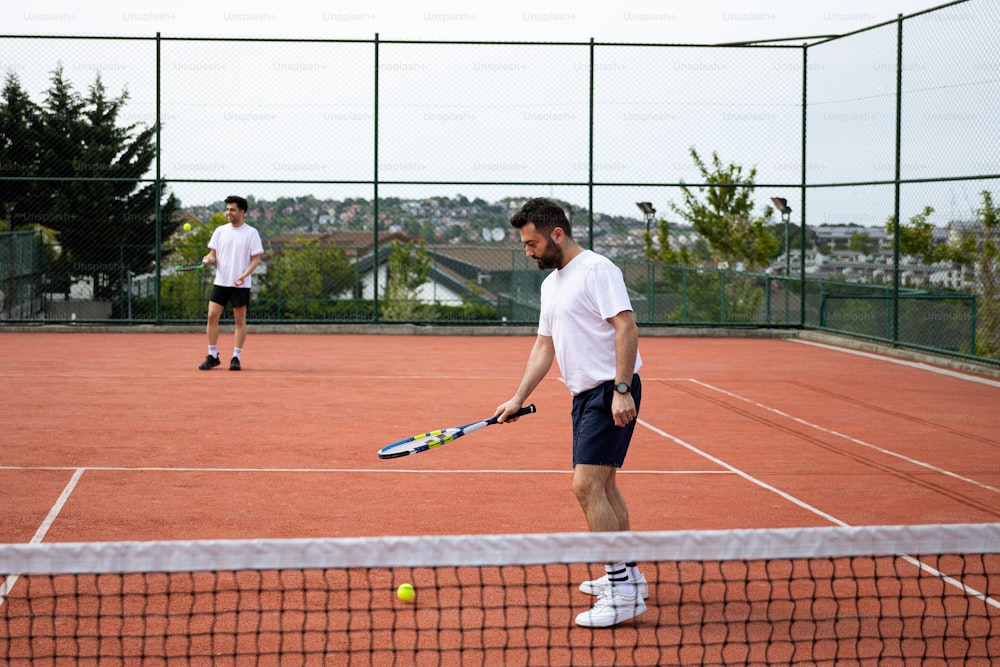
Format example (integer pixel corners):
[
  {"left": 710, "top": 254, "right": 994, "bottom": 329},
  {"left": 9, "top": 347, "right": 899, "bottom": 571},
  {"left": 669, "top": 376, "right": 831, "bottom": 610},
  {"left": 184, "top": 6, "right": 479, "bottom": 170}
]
[
  {"left": 1, "top": 329, "right": 999, "bottom": 665},
  {"left": 2, "top": 329, "right": 997, "bottom": 540}
]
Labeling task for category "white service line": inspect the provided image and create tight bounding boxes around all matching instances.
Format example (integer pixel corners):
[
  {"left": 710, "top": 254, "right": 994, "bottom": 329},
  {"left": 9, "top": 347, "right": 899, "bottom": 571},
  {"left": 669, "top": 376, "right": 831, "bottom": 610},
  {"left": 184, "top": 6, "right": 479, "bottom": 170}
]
[
  {"left": 791, "top": 339, "right": 1000, "bottom": 388},
  {"left": 0, "top": 465, "right": 728, "bottom": 475},
  {"left": 1, "top": 468, "right": 84, "bottom": 606},
  {"left": 901, "top": 554, "right": 1000, "bottom": 610},
  {"left": 688, "top": 378, "right": 1000, "bottom": 495},
  {"left": 637, "top": 418, "right": 847, "bottom": 526},
  {"left": 30, "top": 468, "right": 85, "bottom": 544},
  {"left": 636, "top": 419, "right": 1000, "bottom": 609}
]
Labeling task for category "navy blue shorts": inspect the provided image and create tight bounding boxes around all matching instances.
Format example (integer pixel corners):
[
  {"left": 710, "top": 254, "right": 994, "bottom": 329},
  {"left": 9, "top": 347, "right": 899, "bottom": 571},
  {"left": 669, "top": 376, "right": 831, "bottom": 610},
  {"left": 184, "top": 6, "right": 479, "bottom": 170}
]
[
  {"left": 210, "top": 285, "right": 251, "bottom": 309},
  {"left": 571, "top": 374, "right": 642, "bottom": 468}
]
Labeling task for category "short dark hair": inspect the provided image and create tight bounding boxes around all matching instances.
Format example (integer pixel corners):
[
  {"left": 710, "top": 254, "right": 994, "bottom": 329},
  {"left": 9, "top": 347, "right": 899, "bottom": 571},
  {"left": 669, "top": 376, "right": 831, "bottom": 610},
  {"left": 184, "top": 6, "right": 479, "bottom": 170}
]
[
  {"left": 510, "top": 198, "right": 572, "bottom": 237},
  {"left": 224, "top": 195, "right": 248, "bottom": 213}
]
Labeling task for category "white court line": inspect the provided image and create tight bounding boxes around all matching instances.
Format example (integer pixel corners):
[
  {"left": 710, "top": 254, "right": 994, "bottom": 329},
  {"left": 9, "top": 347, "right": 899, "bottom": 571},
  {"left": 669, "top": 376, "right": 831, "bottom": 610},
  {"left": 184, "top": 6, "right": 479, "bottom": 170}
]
[
  {"left": 638, "top": 418, "right": 847, "bottom": 526},
  {"left": 636, "top": 419, "right": 1000, "bottom": 610},
  {"left": 902, "top": 554, "right": 1000, "bottom": 610},
  {"left": 1, "top": 468, "right": 84, "bottom": 606},
  {"left": 0, "top": 465, "right": 729, "bottom": 475},
  {"left": 791, "top": 339, "right": 1000, "bottom": 388},
  {"left": 29, "top": 468, "right": 85, "bottom": 544},
  {"left": 688, "top": 379, "right": 1000, "bottom": 495}
]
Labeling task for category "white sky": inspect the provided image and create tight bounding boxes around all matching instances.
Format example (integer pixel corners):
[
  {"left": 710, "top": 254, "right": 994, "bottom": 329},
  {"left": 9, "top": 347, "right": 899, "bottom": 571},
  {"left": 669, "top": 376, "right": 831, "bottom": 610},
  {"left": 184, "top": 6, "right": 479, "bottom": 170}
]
[
  {"left": 3, "top": 0, "right": 993, "bottom": 227},
  {"left": 4, "top": 0, "right": 944, "bottom": 48}
]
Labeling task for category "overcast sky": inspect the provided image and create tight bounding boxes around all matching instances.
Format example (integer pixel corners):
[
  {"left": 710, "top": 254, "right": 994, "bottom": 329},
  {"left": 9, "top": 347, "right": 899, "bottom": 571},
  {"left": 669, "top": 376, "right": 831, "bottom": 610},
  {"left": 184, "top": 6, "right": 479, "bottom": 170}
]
[
  {"left": 4, "top": 0, "right": 944, "bottom": 44},
  {"left": 3, "top": 0, "right": 993, "bottom": 227}
]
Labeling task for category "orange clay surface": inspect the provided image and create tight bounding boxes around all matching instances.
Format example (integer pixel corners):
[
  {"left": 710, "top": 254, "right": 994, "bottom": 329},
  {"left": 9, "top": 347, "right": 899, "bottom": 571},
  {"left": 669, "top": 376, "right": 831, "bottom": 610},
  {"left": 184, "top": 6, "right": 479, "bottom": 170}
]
[{"left": 2, "top": 331, "right": 997, "bottom": 543}]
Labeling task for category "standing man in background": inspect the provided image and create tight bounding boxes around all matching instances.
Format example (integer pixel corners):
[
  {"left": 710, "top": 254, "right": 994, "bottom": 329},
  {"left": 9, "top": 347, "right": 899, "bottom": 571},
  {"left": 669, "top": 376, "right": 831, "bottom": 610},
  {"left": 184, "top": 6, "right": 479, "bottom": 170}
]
[
  {"left": 198, "top": 195, "right": 263, "bottom": 371},
  {"left": 494, "top": 197, "right": 646, "bottom": 628}
]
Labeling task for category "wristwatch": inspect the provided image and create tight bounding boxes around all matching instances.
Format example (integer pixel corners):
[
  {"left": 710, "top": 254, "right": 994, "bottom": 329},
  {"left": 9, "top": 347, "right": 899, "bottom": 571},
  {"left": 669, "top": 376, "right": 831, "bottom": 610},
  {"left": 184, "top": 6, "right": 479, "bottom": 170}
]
[{"left": 614, "top": 382, "right": 631, "bottom": 395}]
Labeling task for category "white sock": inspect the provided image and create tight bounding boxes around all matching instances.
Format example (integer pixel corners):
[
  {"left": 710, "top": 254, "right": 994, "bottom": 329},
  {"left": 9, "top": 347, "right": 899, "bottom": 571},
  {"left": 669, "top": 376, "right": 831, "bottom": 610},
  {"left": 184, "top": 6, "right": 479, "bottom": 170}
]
[
  {"left": 208, "top": 345, "right": 218, "bottom": 358},
  {"left": 605, "top": 561, "right": 636, "bottom": 597},
  {"left": 233, "top": 347, "right": 242, "bottom": 360},
  {"left": 626, "top": 562, "right": 641, "bottom": 580}
]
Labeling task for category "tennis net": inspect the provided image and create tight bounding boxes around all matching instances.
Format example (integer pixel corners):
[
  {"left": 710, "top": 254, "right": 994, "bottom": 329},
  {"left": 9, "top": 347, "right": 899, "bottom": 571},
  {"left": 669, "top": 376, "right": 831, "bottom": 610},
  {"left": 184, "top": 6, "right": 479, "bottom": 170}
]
[{"left": 1, "top": 523, "right": 998, "bottom": 666}]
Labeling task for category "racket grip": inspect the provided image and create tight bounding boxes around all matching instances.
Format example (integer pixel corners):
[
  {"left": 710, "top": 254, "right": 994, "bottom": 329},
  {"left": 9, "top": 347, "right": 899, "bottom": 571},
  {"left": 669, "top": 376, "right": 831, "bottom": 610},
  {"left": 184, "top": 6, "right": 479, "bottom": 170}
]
[{"left": 492, "top": 404, "right": 535, "bottom": 424}]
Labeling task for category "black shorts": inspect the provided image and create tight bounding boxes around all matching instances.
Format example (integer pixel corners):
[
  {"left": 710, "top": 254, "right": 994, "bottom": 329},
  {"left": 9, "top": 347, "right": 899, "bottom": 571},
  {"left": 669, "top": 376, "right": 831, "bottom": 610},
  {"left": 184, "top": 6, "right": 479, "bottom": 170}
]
[
  {"left": 209, "top": 285, "right": 252, "bottom": 309},
  {"left": 571, "top": 375, "right": 642, "bottom": 468}
]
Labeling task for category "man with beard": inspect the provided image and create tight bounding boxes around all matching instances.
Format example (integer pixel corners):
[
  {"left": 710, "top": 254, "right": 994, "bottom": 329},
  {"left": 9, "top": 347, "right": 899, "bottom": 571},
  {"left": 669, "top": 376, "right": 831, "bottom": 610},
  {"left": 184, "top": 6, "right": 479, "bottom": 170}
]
[{"left": 494, "top": 197, "right": 647, "bottom": 628}]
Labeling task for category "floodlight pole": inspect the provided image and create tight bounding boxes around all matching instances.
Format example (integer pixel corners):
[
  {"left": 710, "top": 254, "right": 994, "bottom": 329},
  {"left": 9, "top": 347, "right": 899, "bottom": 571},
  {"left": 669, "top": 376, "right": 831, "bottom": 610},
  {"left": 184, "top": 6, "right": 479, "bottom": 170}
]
[
  {"left": 636, "top": 202, "right": 656, "bottom": 257},
  {"left": 127, "top": 270, "right": 134, "bottom": 321},
  {"left": 5, "top": 202, "right": 14, "bottom": 318},
  {"left": 771, "top": 197, "right": 793, "bottom": 275},
  {"left": 771, "top": 197, "right": 794, "bottom": 324},
  {"left": 783, "top": 211, "right": 791, "bottom": 275}
]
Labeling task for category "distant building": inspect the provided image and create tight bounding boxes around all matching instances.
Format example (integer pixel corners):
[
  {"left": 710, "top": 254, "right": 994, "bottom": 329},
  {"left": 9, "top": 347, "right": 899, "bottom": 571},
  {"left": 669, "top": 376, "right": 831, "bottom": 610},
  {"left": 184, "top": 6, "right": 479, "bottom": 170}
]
[
  {"left": 813, "top": 224, "right": 951, "bottom": 252},
  {"left": 813, "top": 226, "right": 890, "bottom": 251},
  {"left": 264, "top": 231, "right": 491, "bottom": 307}
]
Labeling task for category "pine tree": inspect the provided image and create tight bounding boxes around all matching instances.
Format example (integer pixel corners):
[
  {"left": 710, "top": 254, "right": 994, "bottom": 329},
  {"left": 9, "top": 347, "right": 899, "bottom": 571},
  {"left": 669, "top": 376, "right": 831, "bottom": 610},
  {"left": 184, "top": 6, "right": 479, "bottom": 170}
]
[
  {"left": 0, "top": 73, "right": 41, "bottom": 230},
  {"left": 5, "top": 65, "right": 178, "bottom": 301}
]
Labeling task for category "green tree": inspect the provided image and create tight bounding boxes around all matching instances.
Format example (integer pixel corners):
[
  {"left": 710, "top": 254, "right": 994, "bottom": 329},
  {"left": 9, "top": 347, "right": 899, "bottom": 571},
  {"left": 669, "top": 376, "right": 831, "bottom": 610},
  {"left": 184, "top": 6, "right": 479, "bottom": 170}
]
[
  {"left": 159, "top": 212, "right": 220, "bottom": 320},
  {"left": 670, "top": 148, "right": 780, "bottom": 271},
  {"left": 0, "top": 73, "right": 41, "bottom": 229},
  {"left": 848, "top": 231, "right": 876, "bottom": 255},
  {"left": 4, "top": 66, "right": 178, "bottom": 302},
  {"left": 258, "top": 236, "right": 354, "bottom": 319},
  {"left": 949, "top": 191, "right": 1000, "bottom": 358},
  {"left": 382, "top": 238, "right": 432, "bottom": 320},
  {"left": 647, "top": 217, "right": 690, "bottom": 264},
  {"left": 886, "top": 206, "right": 946, "bottom": 264}
]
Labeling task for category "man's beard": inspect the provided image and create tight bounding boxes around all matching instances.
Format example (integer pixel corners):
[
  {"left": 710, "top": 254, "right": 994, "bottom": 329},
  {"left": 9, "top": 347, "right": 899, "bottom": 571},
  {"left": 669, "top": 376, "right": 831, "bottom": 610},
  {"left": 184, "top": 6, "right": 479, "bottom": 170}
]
[{"left": 535, "top": 239, "right": 563, "bottom": 270}]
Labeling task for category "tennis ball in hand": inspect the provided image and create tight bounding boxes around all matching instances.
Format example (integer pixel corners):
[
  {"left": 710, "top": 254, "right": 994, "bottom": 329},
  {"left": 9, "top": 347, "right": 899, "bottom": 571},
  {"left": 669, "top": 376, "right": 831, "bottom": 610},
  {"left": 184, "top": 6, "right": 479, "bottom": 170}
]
[
  {"left": 397, "top": 583, "right": 415, "bottom": 601},
  {"left": 183, "top": 222, "right": 192, "bottom": 231}
]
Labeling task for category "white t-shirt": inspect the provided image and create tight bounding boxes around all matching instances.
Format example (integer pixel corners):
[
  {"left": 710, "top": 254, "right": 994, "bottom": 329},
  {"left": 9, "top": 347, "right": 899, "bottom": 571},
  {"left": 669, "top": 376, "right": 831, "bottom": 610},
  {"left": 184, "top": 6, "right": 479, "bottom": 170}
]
[
  {"left": 537, "top": 249, "right": 642, "bottom": 395},
  {"left": 208, "top": 223, "right": 264, "bottom": 288}
]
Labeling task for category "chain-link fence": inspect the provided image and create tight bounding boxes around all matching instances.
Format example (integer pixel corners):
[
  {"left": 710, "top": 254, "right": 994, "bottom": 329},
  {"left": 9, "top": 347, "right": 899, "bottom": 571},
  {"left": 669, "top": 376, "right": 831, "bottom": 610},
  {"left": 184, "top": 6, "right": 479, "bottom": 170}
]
[
  {"left": 1, "top": 0, "right": 997, "bottom": 364},
  {"left": 801, "top": 0, "right": 999, "bottom": 359},
  {"left": 0, "top": 230, "right": 44, "bottom": 319}
]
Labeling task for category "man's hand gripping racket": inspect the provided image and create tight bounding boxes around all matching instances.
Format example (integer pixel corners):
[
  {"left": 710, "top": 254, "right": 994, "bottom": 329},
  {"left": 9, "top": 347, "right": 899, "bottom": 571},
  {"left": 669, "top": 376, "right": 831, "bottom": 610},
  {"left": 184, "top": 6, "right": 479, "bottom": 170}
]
[{"left": 378, "top": 404, "right": 536, "bottom": 460}]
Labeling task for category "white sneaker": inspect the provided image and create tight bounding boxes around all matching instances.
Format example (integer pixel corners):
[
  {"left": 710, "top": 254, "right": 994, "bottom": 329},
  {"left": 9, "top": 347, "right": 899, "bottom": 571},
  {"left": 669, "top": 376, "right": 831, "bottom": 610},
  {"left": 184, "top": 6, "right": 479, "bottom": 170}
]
[
  {"left": 579, "top": 572, "right": 649, "bottom": 600},
  {"left": 575, "top": 589, "right": 647, "bottom": 628}
]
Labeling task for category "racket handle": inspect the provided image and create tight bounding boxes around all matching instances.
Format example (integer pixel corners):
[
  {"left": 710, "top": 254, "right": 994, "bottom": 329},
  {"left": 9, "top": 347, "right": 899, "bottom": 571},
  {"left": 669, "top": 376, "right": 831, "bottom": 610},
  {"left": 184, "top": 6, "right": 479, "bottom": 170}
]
[{"left": 491, "top": 403, "right": 536, "bottom": 424}]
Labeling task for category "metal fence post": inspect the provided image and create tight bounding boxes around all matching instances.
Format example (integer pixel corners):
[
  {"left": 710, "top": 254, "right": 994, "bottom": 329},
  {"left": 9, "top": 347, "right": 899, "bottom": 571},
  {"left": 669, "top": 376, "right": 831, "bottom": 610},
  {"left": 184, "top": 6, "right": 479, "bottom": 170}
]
[{"left": 891, "top": 15, "right": 904, "bottom": 346}]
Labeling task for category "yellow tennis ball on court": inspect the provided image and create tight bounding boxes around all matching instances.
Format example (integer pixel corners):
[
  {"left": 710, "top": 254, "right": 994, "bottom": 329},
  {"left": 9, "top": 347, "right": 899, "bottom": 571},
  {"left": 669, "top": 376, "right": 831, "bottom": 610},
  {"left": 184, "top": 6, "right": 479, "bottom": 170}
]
[
  {"left": 397, "top": 583, "right": 415, "bottom": 601},
  {"left": 183, "top": 222, "right": 192, "bottom": 231}
]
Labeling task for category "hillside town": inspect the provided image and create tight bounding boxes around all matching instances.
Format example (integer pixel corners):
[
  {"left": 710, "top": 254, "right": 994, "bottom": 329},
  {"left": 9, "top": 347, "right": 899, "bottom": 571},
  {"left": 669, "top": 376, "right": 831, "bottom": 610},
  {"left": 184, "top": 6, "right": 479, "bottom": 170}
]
[{"left": 183, "top": 195, "right": 984, "bottom": 290}]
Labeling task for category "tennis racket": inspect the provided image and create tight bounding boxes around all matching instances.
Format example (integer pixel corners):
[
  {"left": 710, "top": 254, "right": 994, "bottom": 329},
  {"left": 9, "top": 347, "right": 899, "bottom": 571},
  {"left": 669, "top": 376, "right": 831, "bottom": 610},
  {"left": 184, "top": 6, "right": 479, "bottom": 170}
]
[
  {"left": 175, "top": 262, "right": 206, "bottom": 271},
  {"left": 378, "top": 404, "right": 536, "bottom": 460}
]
